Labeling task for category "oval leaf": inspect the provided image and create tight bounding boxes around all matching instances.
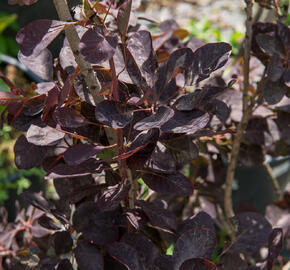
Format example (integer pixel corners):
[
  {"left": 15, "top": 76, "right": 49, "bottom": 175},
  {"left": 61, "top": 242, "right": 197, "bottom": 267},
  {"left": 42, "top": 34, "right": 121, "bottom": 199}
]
[
  {"left": 95, "top": 100, "right": 132, "bottom": 128},
  {"left": 79, "top": 27, "right": 118, "bottom": 64}
]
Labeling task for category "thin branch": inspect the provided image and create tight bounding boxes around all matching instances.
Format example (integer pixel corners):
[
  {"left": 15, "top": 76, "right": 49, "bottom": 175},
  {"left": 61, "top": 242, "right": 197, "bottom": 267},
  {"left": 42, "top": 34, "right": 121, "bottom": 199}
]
[
  {"left": 263, "top": 161, "right": 281, "bottom": 199},
  {"left": 224, "top": 0, "right": 254, "bottom": 224},
  {"left": 52, "top": 0, "right": 117, "bottom": 145}
]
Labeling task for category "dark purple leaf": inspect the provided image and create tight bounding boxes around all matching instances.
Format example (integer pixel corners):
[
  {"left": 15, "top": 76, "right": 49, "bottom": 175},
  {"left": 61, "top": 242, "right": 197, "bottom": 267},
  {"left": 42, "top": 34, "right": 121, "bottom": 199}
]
[
  {"left": 267, "top": 228, "right": 283, "bottom": 269},
  {"left": 134, "top": 106, "right": 174, "bottom": 130},
  {"left": 179, "top": 212, "right": 215, "bottom": 234},
  {"left": 267, "top": 54, "right": 284, "bottom": 82},
  {"left": 284, "top": 69, "right": 290, "bottom": 88},
  {"left": 45, "top": 159, "right": 103, "bottom": 179},
  {"left": 20, "top": 191, "right": 52, "bottom": 213},
  {"left": 124, "top": 46, "right": 147, "bottom": 92},
  {"left": 95, "top": 100, "right": 132, "bottom": 128},
  {"left": 75, "top": 241, "right": 104, "bottom": 270},
  {"left": 8, "top": 0, "right": 38, "bottom": 5},
  {"left": 264, "top": 79, "right": 287, "bottom": 105},
  {"left": 244, "top": 116, "right": 268, "bottom": 145},
  {"left": 278, "top": 22, "right": 290, "bottom": 49},
  {"left": 108, "top": 242, "right": 141, "bottom": 270},
  {"left": 256, "top": 34, "right": 285, "bottom": 57},
  {"left": 82, "top": 209, "right": 119, "bottom": 244},
  {"left": 209, "top": 99, "right": 230, "bottom": 123},
  {"left": 238, "top": 143, "right": 264, "bottom": 167},
  {"left": 129, "top": 128, "right": 160, "bottom": 150},
  {"left": 14, "top": 135, "right": 46, "bottom": 169},
  {"left": 219, "top": 253, "right": 248, "bottom": 270},
  {"left": 173, "top": 227, "right": 217, "bottom": 268},
  {"left": 79, "top": 26, "right": 118, "bottom": 64},
  {"left": 97, "top": 180, "right": 130, "bottom": 211},
  {"left": 142, "top": 171, "right": 193, "bottom": 196},
  {"left": 38, "top": 215, "right": 61, "bottom": 231},
  {"left": 74, "top": 74, "right": 95, "bottom": 105},
  {"left": 53, "top": 231, "right": 73, "bottom": 255},
  {"left": 16, "top": 20, "right": 68, "bottom": 56},
  {"left": 117, "top": 0, "right": 132, "bottom": 37},
  {"left": 64, "top": 143, "right": 106, "bottom": 166},
  {"left": 54, "top": 107, "right": 89, "bottom": 128},
  {"left": 231, "top": 212, "right": 273, "bottom": 255},
  {"left": 153, "top": 254, "right": 175, "bottom": 270},
  {"left": 121, "top": 233, "right": 159, "bottom": 269},
  {"left": 73, "top": 201, "right": 98, "bottom": 232},
  {"left": 146, "top": 142, "right": 176, "bottom": 173},
  {"left": 161, "top": 110, "right": 210, "bottom": 134},
  {"left": 137, "top": 200, "right": 177, "bottom": 231},
  {"left": 186, "top": 42, "right": 232, "bottom": 85},
  {"left": 127, "top": 30, "right": 157, "bottom": 87},
  {"left": 57, "top": 259, "right": 73, "bottom": 270},
  {"left": 18, "top": 49, "right": 53, "bottom": 81},
  {"left": 164, "top": 135, "right": 199, "bottom": 166},
  {"left": 180, "top": 258, "right": 217, "bottom": 270},
  {"left": 27, "top": 124, "right": 65, "bottom": 146}
]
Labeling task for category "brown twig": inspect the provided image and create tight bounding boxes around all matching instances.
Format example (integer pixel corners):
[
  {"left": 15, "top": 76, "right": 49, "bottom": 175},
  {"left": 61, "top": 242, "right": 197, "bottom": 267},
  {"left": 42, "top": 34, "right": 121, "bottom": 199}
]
[
  {"left": 224, "top": 0, "right": 254, "bottom": 230},
  {"left": 52, "top": 0, "right": 117, "bottom": 145},
  {"left": 263, "top": 161, "right": 281, "bottom": 199}
]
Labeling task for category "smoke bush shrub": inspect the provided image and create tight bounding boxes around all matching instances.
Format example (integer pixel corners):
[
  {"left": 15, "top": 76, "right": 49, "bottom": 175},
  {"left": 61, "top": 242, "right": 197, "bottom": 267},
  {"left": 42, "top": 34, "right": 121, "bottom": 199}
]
[{"left": 0, "top": 0, "right": 289, "bottom": 269}]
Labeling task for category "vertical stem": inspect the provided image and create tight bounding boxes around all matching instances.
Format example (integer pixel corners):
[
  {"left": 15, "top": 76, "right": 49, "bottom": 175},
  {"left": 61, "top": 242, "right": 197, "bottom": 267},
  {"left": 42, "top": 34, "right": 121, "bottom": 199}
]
[
  {"left": 263, "top": 161, "right": 281, "bottom": 200},
  {"left": 52, "top": 0, "right": 117, "bottom": 145},
  {"left": 224, "top": 0, "right": 254, "bottom": 223}
]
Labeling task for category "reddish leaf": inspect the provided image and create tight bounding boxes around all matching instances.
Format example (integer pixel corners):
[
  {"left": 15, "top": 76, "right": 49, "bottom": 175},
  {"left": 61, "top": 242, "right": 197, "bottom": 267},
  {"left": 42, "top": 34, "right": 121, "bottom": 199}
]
[
  {"left": 16, "top": 20, "right": 69, "bottom": 56},
  {"left": 0, "top": 91, "right": 23, "bottom": 105},
  {"left": 117, "top": 0, "right": 132, "bottom": 37},
  {"left": 79, "top": 26, "right": 118, "bottom": 64},
  {"left": 54, "top": 107, "right": 89, "bottom": 128}
]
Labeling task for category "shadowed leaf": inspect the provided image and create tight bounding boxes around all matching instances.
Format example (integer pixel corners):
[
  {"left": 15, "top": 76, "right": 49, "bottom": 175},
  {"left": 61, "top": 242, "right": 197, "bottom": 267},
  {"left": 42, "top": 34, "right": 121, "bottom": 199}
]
[
  {"left": 14, "top": 135, "right": 46, "bottom": 169},
  {"left": 20, "top": 191, "right": 52, "bottom": 213},
  {"left": 108, "top": 242, "right": 141, "bottom": 270},
  {"left": 53, "top": 231, "right": 73, "bottom": 255},
  {"left": 117, "top": 0, "right": 132, "bottom": 37},
  {"left": 180, "top": 258, "right": 217, "bottom": 270},
  {"left": 142, "top": 170, "right": 193, "bottom": 195},
  {"left": 75, "top": 241, "right": 104, "bottom": 270},
  {"left": 267, "top": 228, "right": 283, "bottom": 269},
  {"left": 137, "top": 200, "right": 177, "bottom": 231}
]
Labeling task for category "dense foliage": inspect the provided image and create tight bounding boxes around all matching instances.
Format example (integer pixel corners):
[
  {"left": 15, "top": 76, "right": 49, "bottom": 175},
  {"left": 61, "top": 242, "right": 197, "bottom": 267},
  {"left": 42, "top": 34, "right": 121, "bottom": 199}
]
[{"left": 0, "top": 0, "right": 289, "bottom": 269}]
